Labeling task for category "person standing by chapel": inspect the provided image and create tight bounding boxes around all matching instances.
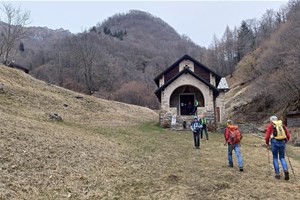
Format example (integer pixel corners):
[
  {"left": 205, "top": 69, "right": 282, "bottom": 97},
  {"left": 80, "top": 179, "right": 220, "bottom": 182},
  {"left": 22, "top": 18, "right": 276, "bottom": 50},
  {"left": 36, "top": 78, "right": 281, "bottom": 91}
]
[
  {"left": 191, "top": 99, "right": 199, "bottom": 115},
  {"left": 187, "top": 101, "right": 193, "bottom": 115},
  {"left": 200, "top": 115, "right": 208, "bottom": 140}
]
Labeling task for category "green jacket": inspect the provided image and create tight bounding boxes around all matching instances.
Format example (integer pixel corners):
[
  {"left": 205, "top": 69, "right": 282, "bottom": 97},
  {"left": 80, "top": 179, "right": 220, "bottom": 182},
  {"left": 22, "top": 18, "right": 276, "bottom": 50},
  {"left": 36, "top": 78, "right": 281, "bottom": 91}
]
[{"left": 201, "top": 117, "right": 207, "bottom": 125}]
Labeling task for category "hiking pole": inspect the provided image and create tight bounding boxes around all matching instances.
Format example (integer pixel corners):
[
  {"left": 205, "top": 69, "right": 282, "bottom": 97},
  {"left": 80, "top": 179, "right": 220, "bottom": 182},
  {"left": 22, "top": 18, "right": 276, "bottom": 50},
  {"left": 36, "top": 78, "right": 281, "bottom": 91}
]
[
  {"left": 285, "top": 148, "right": 296, "bottom": 180},
  {"left": 267, "top": 146, "right": 271, "bottom": 175}
]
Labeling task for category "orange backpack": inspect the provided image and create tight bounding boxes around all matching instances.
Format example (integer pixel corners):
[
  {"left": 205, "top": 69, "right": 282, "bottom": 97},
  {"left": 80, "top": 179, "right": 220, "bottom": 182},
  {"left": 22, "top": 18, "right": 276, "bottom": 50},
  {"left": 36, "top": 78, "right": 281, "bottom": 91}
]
[{"left": 228, "top": 125, "right": 242, "bottom": 144}]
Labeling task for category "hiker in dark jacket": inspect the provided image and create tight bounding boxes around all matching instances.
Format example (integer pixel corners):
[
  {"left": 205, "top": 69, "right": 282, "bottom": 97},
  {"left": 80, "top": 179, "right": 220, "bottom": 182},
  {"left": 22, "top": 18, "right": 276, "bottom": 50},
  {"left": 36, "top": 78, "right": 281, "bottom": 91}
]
[
  {"left": 224, "top": 119, "right": 243, "bottom": 172},
  {"left": 200, "top": 115, "right": 208, "bottom": 140},
  {"left": 265, "top": 115, "right": 291, "bottom": 180},
  {"left": 187, "top": 101, "right": 193, "bottom": 115},
  {"left": 191, "top": 116, "right": 202, "bottom": 149}
]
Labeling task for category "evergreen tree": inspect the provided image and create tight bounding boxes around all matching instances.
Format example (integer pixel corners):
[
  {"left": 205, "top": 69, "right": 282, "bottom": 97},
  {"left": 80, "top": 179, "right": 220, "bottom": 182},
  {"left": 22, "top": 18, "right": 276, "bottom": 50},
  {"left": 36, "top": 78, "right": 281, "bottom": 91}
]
[
  {"left": 19, "top": 41, "right": 25, "bottom": 52},
  {"left": 103, "top": 26, "right": 111, "bottom": 35},
  {"left": 237, "top": 21, "right": 255, "bottom": 62}
]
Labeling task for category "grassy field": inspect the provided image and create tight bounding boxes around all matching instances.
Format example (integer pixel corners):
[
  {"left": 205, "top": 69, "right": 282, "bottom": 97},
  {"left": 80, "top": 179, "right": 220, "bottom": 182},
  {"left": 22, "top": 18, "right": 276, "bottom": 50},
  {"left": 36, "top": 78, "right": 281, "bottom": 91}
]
[{"left": 1, "top": 65, "right": 300, "bottom": 200}]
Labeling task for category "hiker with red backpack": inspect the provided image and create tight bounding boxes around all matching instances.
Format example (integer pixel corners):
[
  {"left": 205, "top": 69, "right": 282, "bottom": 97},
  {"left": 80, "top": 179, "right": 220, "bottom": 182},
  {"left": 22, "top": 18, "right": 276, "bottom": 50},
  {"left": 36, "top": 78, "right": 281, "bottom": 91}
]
[
  {"left": 224, "top": 119, "right": 244, "bottom": 171},
  {"left": 265, "top": 116, "right": 290, "bottom": 180}
]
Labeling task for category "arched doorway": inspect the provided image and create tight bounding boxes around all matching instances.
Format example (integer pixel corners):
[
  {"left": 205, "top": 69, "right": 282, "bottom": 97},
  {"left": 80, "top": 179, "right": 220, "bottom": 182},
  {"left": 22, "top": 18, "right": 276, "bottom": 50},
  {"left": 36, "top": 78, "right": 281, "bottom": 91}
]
[{"left": 169, "top": 85, "right": 204, "bottom": 116}]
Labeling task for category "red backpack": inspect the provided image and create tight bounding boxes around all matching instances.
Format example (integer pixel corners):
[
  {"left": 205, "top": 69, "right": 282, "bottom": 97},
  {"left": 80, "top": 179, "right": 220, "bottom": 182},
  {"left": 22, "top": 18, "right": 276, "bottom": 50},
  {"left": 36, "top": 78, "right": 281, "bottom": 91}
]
[{"left": 228, "top": 125, "right": 242, "bottom": 144}]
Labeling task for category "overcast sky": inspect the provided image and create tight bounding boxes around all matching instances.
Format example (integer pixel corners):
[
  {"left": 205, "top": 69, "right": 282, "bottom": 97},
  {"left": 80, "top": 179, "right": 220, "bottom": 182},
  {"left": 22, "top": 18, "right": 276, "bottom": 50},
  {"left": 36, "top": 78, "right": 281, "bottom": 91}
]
[{"left": 8, "top": 0, "right": 288, "bottom": 47}]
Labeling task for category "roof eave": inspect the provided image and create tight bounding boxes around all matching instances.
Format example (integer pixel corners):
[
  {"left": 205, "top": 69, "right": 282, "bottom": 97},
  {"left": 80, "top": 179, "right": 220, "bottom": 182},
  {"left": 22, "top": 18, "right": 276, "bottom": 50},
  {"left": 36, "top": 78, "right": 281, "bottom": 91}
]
[{"left": 155, "top": 68, "right": 220, "bottom": 97}]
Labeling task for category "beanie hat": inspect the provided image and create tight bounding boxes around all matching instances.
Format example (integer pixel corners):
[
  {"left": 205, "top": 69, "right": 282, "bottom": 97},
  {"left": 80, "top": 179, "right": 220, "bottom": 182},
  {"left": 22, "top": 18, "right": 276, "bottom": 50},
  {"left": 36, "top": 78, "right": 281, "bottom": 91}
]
[{"left": 270, "top": 116, "right": 278, "bottom": 122}]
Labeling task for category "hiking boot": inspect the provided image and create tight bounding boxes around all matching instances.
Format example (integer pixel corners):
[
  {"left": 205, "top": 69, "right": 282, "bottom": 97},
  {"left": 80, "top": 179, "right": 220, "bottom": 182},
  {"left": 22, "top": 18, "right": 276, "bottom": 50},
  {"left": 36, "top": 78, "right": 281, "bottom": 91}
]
[
  {"left": 275, "top": 174, "right": 281, "bottom": 179},
  {"left": 228, "top": 164, "right": 233, "bottom": 167},
  {"left": 239, "top": 168, "right": 243, "bottom": 172},
  {"left": 284, "top": 171, "right": 289, "bottom": 181}
]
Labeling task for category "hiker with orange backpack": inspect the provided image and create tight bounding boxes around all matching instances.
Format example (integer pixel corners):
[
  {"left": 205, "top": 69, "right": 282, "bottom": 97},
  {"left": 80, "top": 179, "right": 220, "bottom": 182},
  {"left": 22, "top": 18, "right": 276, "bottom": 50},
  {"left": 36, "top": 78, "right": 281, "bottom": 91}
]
[
  {"left": 265, "top": 116, "right": 291, "bottom": 180},
  {"left": 224, "top": 119, "right": 244, "bottom": 171}
]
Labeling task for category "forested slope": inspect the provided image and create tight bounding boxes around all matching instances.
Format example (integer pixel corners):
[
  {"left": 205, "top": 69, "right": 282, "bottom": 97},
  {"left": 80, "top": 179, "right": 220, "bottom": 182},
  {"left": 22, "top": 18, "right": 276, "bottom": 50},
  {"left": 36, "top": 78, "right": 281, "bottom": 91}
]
[{"left": 224, "top": 1, "right": 300, "bottom": 124}]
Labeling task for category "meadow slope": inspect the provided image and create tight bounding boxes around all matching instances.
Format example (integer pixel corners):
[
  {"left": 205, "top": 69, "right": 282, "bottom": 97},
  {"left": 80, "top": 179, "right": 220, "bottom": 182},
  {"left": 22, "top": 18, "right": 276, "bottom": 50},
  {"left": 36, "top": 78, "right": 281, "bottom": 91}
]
[{"left": 0, "top": 66, "right": 300, "bottom": 200}]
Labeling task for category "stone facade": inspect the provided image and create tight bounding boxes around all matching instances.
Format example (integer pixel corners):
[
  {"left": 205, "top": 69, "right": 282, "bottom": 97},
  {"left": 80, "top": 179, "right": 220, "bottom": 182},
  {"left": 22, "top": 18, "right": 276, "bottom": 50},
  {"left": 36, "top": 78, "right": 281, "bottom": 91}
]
[
  {"left": 154, "top": 55, "right": 228, "bottom": 130},
  {"left": 216, "top": 92, "right": 226, "bottom": 122},
  {"left": 161, "top": 74, "right": 214, "bottom": 110}
]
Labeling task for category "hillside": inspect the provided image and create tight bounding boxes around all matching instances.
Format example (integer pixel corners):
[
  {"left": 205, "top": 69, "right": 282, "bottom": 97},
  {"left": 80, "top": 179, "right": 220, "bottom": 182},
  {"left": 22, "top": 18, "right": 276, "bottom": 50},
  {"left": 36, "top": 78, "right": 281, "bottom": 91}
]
[
  {"left": 10, "top": 10, "right": 207, "bottom": 109},
  {"left": 224, "top": 2, "right": 300, "bottom": 125},
  {"left": 0, "top": 65, "right": 157, "bottom": 199},
  {"left": 1, "top": 66, "right": 300, "bottom": 199}
]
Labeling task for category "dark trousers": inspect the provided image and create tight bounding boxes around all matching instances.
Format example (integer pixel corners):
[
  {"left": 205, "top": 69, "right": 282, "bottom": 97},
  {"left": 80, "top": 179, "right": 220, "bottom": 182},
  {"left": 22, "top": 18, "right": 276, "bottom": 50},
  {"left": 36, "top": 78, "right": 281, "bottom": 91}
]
[
  {"left": 200, "top": 124, "right": 208, "bottom": 139},
  {"left": 191, "top": 107, "right": 197, "bottom": 115},
  {"left": 193, "top": 130, "right": 200, "bottom": 148}
]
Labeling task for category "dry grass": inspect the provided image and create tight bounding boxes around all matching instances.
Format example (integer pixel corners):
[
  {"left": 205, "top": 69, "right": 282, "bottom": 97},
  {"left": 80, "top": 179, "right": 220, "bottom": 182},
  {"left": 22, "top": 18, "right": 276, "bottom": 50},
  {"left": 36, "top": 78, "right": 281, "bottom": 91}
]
[{"left": 1, "top": 65, "right": 300, "bottom": 200}]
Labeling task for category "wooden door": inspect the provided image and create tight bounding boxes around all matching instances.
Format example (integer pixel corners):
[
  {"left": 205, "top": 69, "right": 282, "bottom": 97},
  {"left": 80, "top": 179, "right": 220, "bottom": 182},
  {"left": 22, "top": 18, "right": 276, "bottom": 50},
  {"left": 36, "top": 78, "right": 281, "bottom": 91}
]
[{"left": 180, "top": 94, "right": 194, "bottom": 115}]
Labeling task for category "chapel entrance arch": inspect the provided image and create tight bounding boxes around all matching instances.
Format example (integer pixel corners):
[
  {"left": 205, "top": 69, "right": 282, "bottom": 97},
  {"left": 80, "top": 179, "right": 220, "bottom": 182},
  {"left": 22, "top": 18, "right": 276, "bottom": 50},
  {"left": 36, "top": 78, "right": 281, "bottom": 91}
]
[{"left": 169, "top": 85, "right": 204, "bottom": 116}]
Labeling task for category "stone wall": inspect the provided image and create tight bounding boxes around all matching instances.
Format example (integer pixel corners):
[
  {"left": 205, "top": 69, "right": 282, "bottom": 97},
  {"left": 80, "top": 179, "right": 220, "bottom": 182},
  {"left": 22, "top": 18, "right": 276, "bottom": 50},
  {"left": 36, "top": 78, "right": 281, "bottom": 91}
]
[
  {"left": 159, "top": 110, "right": 190, "bottom": 130},
  {"left": 216, "top": 92, "right": 226, "bottom": 122},
  {"left": 159, "top": 108, "right": 177, "bottom": 128},
  {"left": 159, "top": 109, "right": 216, "bottom": 131}
]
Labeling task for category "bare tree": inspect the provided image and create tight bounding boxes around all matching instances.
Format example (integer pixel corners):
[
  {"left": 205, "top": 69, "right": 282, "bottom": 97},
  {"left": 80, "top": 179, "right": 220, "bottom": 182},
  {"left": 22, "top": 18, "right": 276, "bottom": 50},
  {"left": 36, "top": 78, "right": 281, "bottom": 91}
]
[
  {"left": 66, "top": 32, "right": 100, "bottom": 95},
  {"left": 221, "top": 26, "right": 238, "bottom": 74},
  {"left": 257, "top": 9, "right": 277, "bottom": 43},
  {"left": 0, "top": 3, "right": 30, "bottom": 64}
]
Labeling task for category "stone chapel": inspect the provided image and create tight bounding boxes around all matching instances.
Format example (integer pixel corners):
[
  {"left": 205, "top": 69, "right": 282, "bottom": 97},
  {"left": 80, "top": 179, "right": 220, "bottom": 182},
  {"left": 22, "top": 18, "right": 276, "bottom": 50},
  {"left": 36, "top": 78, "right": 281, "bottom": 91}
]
[{"left": 154, "top": 54, "right": 229, "bottom": 129}]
